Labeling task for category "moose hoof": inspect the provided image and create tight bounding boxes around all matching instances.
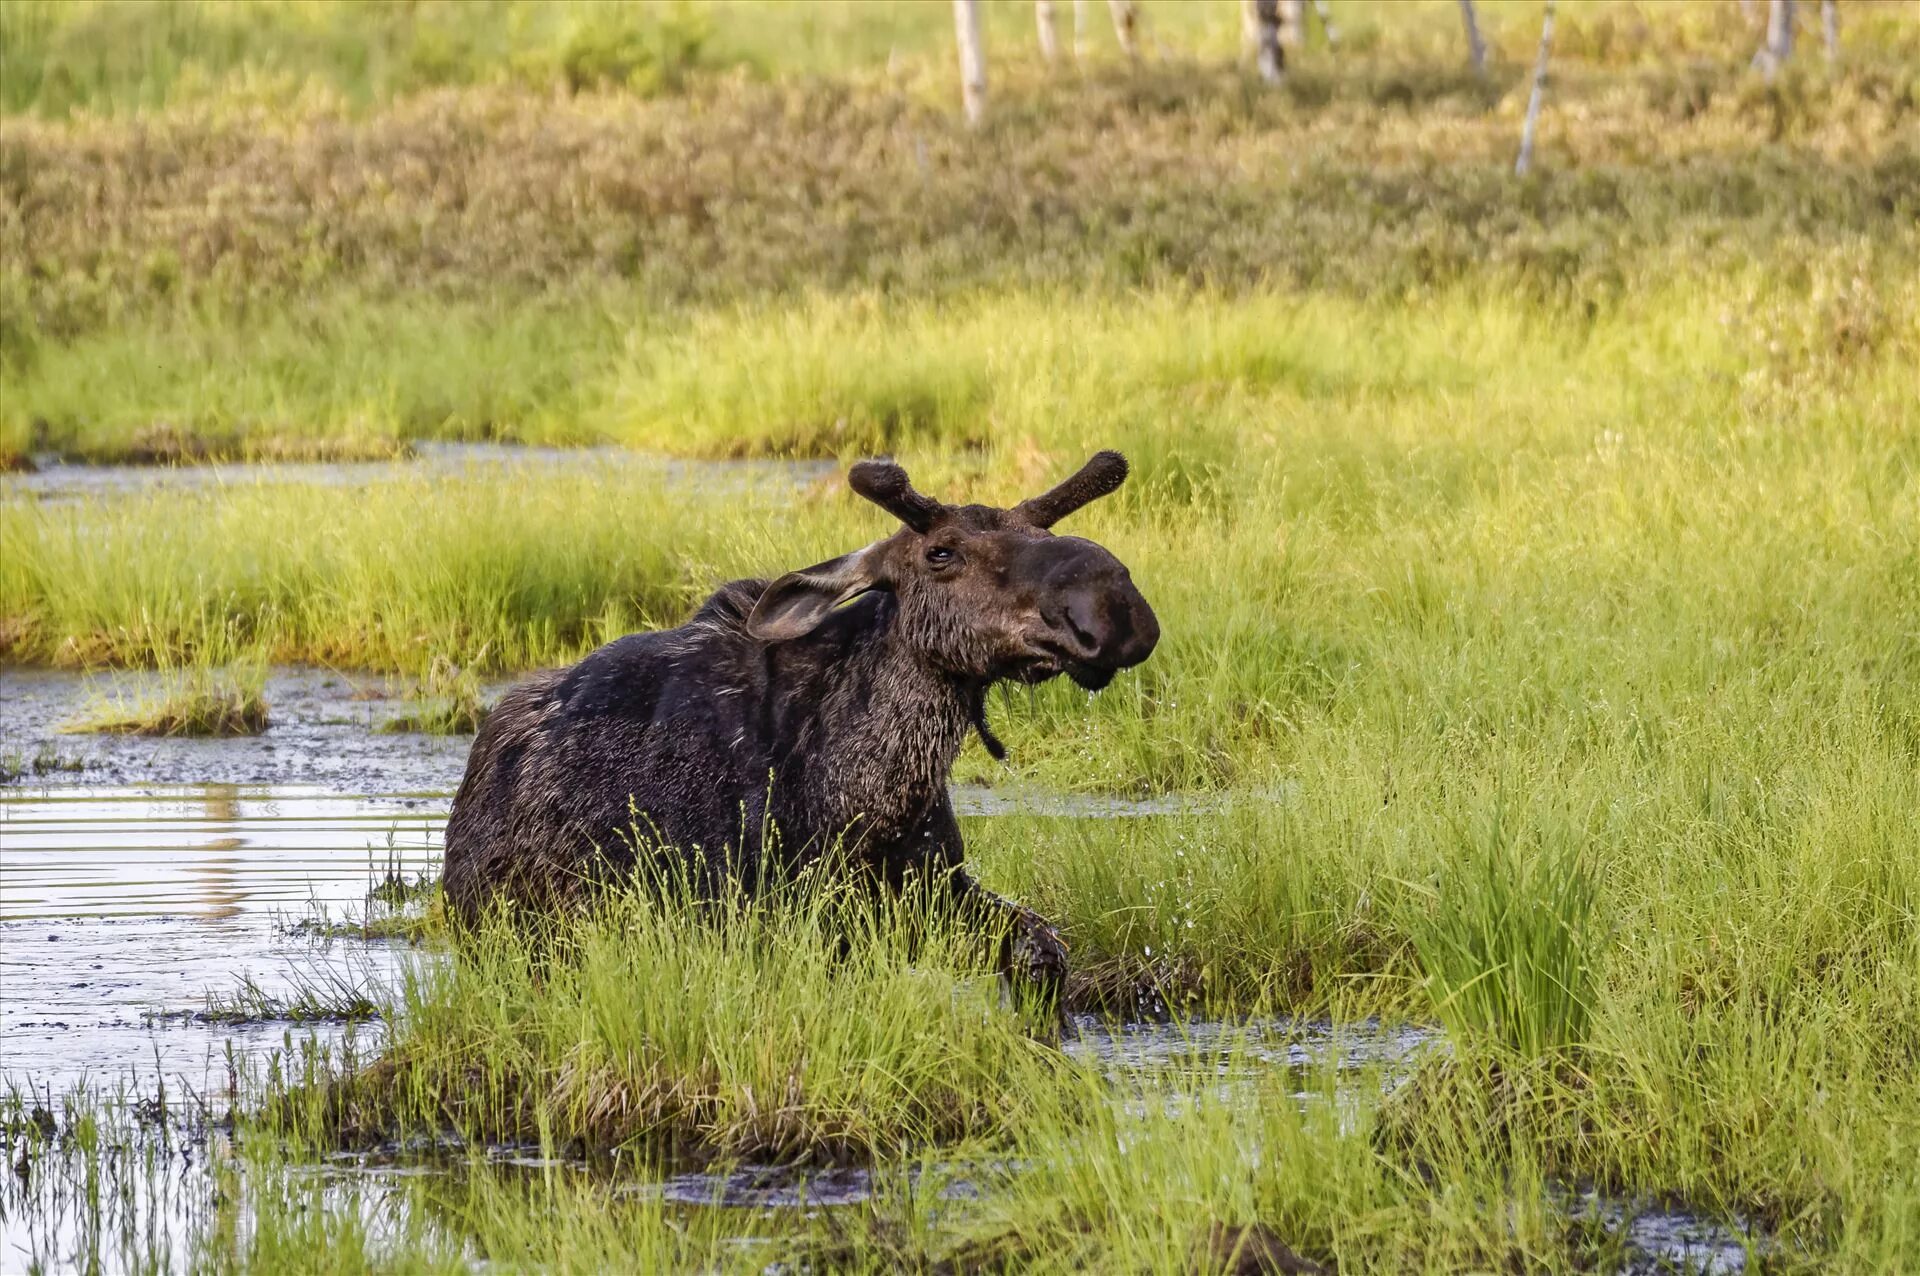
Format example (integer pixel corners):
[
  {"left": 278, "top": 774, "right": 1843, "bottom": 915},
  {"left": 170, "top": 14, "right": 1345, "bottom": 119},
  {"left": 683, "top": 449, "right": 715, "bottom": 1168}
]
[{"left": 1008, "top": 911, "right": 1069, "bottom": 1004}]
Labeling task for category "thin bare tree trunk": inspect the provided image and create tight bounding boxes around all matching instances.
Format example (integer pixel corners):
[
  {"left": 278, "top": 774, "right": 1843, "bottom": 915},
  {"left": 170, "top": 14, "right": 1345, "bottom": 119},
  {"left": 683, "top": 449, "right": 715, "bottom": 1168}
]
[
  {"left": 1458, "top": 0, "right": 1488, "bottom": 73},
  {"left": 1248, "top": 0, "right": 1284, "bottom": 82},
  {"left": 1821, "top": 0, "right": 1838, "bottom": 63},
  {"left": 1515, "top": 0, "right": 1556, "bottom": 176},
  {"left": 1108, "top": 0, "right": 1139, "bottom": 60},
  {"left": 953, "top": 0, "right": 986, "bottom": 125},
  {"left": 1752, "top": 0, "right": 1795, "bottom": 81},
  {"left": 1074, "top": 0, "right": 1090, "bottom": 61},
  {"left": 1280, "top": 0, "right": 1306, "bottom": 47},
  {"left": 1310, "top": 0, "right": 1340, "bottom": 48},
  {"left": 1037, "top": 0, "right": 1060, "bottom": 62}
]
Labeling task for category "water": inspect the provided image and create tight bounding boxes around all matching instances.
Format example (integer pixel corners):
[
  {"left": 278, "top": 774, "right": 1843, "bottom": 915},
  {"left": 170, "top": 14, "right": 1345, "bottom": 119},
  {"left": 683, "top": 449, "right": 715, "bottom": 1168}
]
[
  {"left": 1, "top": 786, "right": 436, "bottom": 1089},
  {"left": 2, "top": 668, "right": 1218, "bottom": 810},
  {"left": 0, "top": 783, "right": 1233, "bottom": 1092}
]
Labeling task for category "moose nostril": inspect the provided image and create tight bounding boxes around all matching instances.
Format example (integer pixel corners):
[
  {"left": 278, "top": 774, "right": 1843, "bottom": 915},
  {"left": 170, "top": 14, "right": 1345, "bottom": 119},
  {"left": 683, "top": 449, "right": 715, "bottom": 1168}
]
[{"left": 1064, "top": 598, "right": 1104, "bottom": 653}]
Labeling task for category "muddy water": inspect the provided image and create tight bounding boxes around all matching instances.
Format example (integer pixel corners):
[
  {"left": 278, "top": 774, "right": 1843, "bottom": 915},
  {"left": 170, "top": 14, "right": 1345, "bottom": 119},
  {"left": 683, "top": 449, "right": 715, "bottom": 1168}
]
[
  {"left": 0, "top": 781, "right": 1205, "bottom": 1091},
  {"left": 3, "top": 668, "right": 1237, "bottom": 812}
]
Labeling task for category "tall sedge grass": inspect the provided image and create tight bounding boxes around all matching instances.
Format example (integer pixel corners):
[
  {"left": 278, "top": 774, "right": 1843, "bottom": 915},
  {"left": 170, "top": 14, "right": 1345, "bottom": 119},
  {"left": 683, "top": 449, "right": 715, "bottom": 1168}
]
[
  {"left": 267, "top": 863, "right": 1065, "bottom": 1162},
  {"left": 1407, "top": 810, "right": 1600, "bottom": 1058}
]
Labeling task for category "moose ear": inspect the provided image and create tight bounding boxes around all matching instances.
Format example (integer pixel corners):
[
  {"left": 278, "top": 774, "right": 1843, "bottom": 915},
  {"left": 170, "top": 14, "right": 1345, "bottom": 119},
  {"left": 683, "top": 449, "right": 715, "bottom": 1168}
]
[{"left": 746, "top": 547, "right": 884, "bottom": 642}]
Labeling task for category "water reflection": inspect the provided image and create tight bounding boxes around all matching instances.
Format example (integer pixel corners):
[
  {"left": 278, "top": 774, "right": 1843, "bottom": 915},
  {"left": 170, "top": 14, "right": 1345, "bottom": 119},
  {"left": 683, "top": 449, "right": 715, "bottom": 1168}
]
[
  {"left": 191, "top": 784, "right": 247, "bottom": 921},
  {"left": 0, "top": 786, "right": 434, "bottom": 1089}
]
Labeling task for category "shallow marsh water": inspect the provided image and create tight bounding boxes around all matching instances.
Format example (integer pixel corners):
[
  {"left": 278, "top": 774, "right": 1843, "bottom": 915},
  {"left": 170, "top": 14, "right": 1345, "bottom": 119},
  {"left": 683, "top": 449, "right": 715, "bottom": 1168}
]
[
  {"left": 2, "top": 668, "right": 1228, "bottom": 807},
  {"left": 0, "top": 786, "right": 435, "bottom": 1088}
]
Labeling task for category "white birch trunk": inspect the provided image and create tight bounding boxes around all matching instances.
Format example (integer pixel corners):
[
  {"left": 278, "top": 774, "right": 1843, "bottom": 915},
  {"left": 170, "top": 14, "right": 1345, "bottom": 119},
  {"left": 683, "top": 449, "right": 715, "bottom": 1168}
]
[
  {"left": 1821, "top": 0, "right": 1838, "bottom": 63},
  {"left": 1108, "top": 0, "right": 1139, "bottom": 60},
  {"left": 1037, "top": 0, "right": 1060, "bottom": 62},
  {"left": 1310, "top": 0, "right": 1340, "bottom": 48},
  {"left": 1458, "top": 0, "right": 1488, "bottom": 73},
  {"left": 1752, "top": 0, "right": 1795, "bottom": 81},
  {"left": 1280, "top": 0, "right": 1306, "bottom": 47},
  {"left": 953, "top": 0, "right": 987, "bottom": 126},
  {"left": 1515, "top": 0, "right": 1556, "bottom": 176},
  {"left": 1249, "top": 0, "right": 1284, "bottom": 82}
]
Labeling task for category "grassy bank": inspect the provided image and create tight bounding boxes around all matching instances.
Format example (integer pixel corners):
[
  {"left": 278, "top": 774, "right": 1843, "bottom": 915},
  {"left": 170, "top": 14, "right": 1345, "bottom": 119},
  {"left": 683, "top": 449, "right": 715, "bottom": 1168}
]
[{"left": 4, "top": 5, "right": 1915, "bottom": 462}]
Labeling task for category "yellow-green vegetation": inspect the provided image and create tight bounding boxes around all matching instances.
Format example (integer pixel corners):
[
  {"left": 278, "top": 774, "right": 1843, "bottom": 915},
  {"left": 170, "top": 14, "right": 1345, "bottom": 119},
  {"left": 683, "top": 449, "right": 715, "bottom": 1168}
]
[
  {"left": 377, "top": 655, "right": 492, "bottom": 734},
  {"left": 11, "top": 779, "right": 1919, "bottom": 1270},
  {"left": 3, "top": 2, "right": 1914, "bottom": 462},
  {"left": 6, "top": 285, "right": 1914, "bottom": 791},
  {"left": 63, "top": 662, "right": 270, "bottom": 736},
  {"left": 4, "top": 1, "right": 1918, "bottom": 1271},
  {"left": 274, "top": 873, "right": 1067, "bottom": 1162}
]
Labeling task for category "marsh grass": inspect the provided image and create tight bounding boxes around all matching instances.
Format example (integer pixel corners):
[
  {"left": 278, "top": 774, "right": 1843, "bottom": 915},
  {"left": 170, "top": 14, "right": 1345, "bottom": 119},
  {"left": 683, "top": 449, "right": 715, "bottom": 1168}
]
[
  {"left": 377, "top": 656, "right": 492, "bottom": 735},
  {"left": 64, "top": 659, "right": 270, "bottom": 737},
  {"left": 267, "top": 863, "right": 1067, "bottom": 1163},
  {"left": 1407, "top": 812, "right": 1601, "bottom": 1058},
  {"left": 0, "top": 742, "right": 88, "bottom": 781},
  {"left": 152, "top": 969, "right": 382, "bottom": 1028},
  {"left": 285, "top": 848, "right": 447, "bottom": 944},
  {"left": 4, "top": 7, "right": 1915, "bottom": 460}
]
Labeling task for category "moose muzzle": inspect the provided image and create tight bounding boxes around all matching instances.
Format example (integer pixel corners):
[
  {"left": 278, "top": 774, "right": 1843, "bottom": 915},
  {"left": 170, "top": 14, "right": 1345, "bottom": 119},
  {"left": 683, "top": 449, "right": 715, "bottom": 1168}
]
[{"left": 1023, "top": 536, "right": 1159, "bottom": 690}]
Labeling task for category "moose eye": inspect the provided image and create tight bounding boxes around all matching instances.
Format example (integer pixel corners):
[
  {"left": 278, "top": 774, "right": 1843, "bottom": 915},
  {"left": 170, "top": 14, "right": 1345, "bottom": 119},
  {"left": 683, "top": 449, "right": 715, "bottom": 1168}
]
[{"left": 924, "top": 545, "right": 956, "bottom": 567}]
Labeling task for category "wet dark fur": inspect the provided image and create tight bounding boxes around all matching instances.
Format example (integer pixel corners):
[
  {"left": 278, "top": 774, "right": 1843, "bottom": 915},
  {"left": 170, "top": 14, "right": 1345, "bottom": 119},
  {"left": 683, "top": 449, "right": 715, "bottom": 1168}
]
[{"left": 443, "top": 580, "right": 983, "bottom": 920}]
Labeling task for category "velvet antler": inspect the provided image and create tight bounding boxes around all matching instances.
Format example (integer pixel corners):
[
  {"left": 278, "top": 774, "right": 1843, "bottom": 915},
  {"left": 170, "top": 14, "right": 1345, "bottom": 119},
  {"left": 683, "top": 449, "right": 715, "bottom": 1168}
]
[
  {"left": 1014, "top": 451, "right": 1129, "bottom": 528},
  {"left": 849, "top": 459, "right": 945, "bottom": 533}
]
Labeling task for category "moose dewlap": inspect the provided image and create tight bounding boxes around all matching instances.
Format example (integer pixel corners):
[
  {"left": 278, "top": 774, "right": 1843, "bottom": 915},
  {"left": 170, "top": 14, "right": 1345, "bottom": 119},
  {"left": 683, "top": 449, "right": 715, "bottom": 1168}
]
[{"left": 440, "top": 452, "right": 1158, "bottom": 1000}]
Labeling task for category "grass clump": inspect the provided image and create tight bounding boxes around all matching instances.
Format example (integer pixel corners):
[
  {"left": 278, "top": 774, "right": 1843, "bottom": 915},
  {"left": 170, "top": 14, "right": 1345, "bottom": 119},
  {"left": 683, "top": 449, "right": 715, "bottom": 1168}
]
[
  {"left": 0, "top": 743, "right": 88, "bottom": 782},
  {"left": 1407, "top": 813, "right": 1601, "bottom": 1059},
  {"left": 270, "top": 869, "right": 1065, "bottom": 1163},
  {"left": 377, "top": 657, "right": 492, "bottom": 736},
  {"left": 65, "top": 665, "right": 269, "bottom": 737},
  {"left": 151, "top": 970, "right": 382, "bottom": 1027}
]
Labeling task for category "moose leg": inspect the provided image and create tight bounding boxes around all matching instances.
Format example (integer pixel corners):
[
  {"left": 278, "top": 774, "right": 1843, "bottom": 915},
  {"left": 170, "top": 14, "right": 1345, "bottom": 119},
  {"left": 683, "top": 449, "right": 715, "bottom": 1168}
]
[
  {"left": 889, "top": 805, "right": 1070, "bottom": 1007},
  {"left": 944, "top": 868, "right": 1070, "bottom": 1008}
]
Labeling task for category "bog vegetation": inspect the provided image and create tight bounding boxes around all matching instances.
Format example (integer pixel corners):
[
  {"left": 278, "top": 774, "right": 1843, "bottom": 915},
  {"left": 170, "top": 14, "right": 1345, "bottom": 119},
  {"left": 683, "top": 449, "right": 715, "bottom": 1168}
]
[{"left": 2, "top": 1, "right": 1917, "bottom": 1271}]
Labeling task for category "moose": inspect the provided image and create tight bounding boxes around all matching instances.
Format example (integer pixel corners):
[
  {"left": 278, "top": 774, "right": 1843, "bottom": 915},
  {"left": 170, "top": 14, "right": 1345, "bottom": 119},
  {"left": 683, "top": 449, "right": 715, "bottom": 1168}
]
[{"left": 441, "top": 452, "right": 1159, "bottom": 1000}]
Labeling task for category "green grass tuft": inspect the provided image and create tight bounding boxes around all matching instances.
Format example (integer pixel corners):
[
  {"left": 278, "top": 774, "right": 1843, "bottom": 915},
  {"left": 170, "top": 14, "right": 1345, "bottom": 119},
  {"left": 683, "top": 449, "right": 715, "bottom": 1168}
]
[
  {"left": 267, "top": 869, "right": 1066, "bottom": 1162},
  {"left": 65, "top": 666, "right": 270, "bottom": 737}
]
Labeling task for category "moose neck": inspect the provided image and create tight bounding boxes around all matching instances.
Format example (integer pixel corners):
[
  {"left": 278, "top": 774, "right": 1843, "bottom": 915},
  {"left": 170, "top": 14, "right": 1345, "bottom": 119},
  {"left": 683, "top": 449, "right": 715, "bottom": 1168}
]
[{"left": 776, "top": 597, "right": 975, "bottom": 842}]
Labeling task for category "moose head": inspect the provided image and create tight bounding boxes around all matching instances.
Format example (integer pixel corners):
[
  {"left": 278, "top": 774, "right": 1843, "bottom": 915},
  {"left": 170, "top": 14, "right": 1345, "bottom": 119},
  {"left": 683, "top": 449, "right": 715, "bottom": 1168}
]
[{"left": 747, "top": 452, "right": 1159, "bottom": 693}]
